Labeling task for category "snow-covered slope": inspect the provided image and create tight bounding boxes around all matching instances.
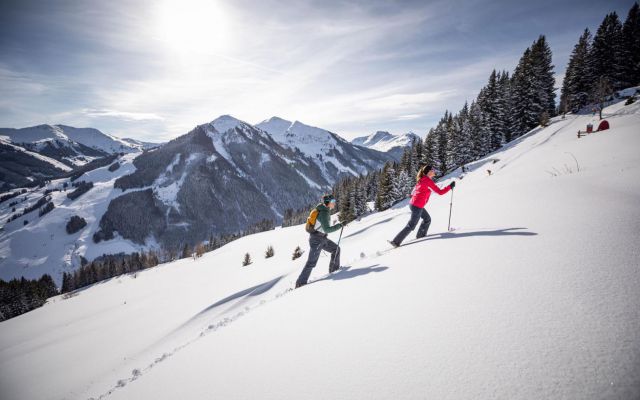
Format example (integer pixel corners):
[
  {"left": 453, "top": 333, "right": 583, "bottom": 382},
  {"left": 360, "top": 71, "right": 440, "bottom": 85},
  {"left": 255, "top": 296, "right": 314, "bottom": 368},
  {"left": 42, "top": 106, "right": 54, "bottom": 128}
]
[
  {"left": 0, "top": 153, "right": 147, "bottom": 284},
  {"left": 1, "top": 98, "right": 639, "bottom": 399}
]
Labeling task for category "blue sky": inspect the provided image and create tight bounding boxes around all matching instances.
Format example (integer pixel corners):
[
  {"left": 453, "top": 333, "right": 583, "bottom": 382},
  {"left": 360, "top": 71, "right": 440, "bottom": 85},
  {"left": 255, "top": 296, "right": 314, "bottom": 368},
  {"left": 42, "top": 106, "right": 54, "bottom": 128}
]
[{"left": 0, "top": 0, "right": 633, "bottom": 141}]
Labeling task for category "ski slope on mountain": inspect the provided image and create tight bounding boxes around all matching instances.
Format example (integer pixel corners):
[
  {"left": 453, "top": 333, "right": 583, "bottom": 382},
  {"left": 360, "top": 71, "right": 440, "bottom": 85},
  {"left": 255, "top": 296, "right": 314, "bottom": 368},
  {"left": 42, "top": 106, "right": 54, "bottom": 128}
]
[
  {"left": 0, "top": 153, "right": 148, "bottom": 284},
  {"left": 1, "top": 98, "right": 639, "bottom": 400}
]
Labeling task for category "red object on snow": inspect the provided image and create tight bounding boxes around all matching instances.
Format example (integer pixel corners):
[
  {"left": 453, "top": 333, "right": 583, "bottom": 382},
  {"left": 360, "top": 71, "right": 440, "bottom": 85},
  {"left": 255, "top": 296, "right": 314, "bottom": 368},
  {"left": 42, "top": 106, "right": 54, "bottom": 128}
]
[
  {"left": 410, "top": 176, "right": 451, "bottom": 208},
  {"left": 586, "top": 123, "right": 593, "bottom": 133},
  {"left": 598, "top": 120, "right": 610, "bottom": 131}
]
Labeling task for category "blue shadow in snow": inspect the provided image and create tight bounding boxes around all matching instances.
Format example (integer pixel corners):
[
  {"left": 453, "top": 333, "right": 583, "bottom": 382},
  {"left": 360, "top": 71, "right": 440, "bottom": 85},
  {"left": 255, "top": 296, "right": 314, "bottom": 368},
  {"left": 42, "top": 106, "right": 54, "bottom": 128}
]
[
  {"left": 315, "top": 264, "right": 388, "bottom": 283},
  {"left": 193, "top": 275, "right": 284, "bottom": 318},
  {"left": 402, "top": 227, "right": 537, "bottom": 248},
  {"left": 343, "top": 217, "right": 395, "bottom": 239}
]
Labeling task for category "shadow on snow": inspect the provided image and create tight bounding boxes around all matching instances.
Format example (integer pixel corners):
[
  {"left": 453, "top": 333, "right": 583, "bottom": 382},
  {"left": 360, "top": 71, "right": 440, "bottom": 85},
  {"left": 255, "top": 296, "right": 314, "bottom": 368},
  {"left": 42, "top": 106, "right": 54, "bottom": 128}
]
[{"left": 402, "top": 227, "right": 537, "bottom": 247}]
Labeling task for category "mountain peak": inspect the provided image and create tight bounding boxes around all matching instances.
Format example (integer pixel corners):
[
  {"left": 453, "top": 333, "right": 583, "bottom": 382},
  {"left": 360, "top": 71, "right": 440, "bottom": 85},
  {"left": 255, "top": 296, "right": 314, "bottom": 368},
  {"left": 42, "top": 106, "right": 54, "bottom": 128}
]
[{"left": 210, "top": 115, "right": 246, "bottom": 134}]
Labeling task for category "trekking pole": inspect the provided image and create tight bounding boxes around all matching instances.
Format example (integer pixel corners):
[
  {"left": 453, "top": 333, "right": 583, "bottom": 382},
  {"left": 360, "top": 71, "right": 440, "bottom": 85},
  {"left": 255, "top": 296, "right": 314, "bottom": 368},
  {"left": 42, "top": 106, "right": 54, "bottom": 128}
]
[
  {"left": 337, "top": 225, "right": 345, "bottom": 247},
  {"left": 447, "top": 188, "right": 454, "bottom": 232}
]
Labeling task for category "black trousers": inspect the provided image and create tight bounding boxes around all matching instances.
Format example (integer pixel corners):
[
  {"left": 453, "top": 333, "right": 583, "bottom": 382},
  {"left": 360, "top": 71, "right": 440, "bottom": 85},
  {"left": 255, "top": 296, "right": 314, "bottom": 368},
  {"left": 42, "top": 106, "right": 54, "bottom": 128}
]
[
  {"left": 392, "top": 204, "right": 431, "bottom": 245},
  {"left": 296, "top": 232, "right": 340, "bottom": 285}
]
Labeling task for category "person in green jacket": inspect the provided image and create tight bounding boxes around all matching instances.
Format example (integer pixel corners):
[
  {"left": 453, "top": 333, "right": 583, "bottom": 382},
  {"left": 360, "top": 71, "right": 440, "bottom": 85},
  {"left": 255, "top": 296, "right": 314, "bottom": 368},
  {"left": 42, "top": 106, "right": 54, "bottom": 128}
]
[{"left": 295, "top": 194, "right": 344, "bottom": 288}]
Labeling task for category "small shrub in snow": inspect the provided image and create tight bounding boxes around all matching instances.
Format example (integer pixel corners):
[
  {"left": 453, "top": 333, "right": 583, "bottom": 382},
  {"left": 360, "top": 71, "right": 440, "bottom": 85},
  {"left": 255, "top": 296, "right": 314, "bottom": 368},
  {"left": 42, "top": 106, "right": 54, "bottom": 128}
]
[
  {"left": 23, "top": 220, "right": 28, "bottom": 226},
  {"left": 265, "top": 245, "right": 274, "bottom": 258},
  {"left": 625, "top": 97, "right": 636, "bottom": 105},
  {"left": 108, "top": 162, "right": 120, "bottom": 172},
  {"left": 292, "top": 246, "right": 304, "bottom": 260},
  {"left": 66, "top": 215, "right": 87, "bottom": 234},
  {"left": 242, "top": 253, "right": 252, "bottom": 266}
]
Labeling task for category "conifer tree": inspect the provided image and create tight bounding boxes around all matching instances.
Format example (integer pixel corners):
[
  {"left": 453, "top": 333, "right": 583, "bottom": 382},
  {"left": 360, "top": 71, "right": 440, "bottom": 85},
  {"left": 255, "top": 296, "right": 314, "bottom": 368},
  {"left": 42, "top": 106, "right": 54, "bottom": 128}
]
[
  {"left": 560, "top": 29, "right": 593, "bottom": 112},
  {"left": 292, "top": 246, "right": 303, "bottom": 260},
  {"left": 422, "top": 129, "right": 437, "bottom": 168},
  {"left": 242, "top": 253, "right": 252, "bottom": 266},
  {"left": 265, "top": 245, "right": 274, "bottom": 258},
  {"left": 591, "top": 12, "right": 624, "bottom": 90},
  {"left": 530, "top": 35, "right": 556, "bottom": 118},
  {"left": 622, "top": 3, "right": 640, "bottom": 87}
]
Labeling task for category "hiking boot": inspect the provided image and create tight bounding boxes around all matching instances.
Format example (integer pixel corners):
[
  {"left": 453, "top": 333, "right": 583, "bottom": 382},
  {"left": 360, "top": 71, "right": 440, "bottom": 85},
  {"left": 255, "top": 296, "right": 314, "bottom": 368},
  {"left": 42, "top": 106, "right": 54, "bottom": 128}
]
[
  {"left": 295, "top": 281, "right": 306, "bottom": 289},
  {"left": 329, "top": 264, "right": 339, "bottom": 273},
  {"left": 388, "top": 240, "right": 400, "bottom": 248}
]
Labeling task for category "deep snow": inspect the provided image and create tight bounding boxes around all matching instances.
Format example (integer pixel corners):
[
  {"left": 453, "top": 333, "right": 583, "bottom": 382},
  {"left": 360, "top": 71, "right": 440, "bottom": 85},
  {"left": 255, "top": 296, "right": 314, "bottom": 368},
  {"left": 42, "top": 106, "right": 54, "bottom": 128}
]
[{"left": 0, "top": 98, "right": 639, "bottom": 400}]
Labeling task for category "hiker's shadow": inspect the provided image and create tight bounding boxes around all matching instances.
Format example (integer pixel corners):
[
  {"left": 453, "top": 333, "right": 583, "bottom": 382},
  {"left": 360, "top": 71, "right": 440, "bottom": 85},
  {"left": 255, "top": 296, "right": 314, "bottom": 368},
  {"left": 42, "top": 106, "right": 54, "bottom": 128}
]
[
  {"left": 317, "top": 264, "right": 388, "bottom": 283},
  {"left": 406, "top": 227, "right": 537, "bottom": 247},
  {"left": 344, "top": 218, "right": 394, "bottom": 239}
]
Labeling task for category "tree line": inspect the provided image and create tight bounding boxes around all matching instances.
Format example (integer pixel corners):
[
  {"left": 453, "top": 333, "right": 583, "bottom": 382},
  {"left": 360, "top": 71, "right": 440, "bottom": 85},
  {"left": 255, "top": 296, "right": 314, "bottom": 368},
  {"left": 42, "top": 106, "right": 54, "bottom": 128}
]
[{"left": 560, "top": 3, "right": 640, "bottom": 113}]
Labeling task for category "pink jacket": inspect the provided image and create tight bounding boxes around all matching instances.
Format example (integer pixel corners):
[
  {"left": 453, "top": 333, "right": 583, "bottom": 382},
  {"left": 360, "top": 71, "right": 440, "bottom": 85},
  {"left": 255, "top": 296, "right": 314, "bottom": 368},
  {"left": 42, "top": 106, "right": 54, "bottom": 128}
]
[{"left": 410, "top": 176, "right": 451, "bottom": 208}]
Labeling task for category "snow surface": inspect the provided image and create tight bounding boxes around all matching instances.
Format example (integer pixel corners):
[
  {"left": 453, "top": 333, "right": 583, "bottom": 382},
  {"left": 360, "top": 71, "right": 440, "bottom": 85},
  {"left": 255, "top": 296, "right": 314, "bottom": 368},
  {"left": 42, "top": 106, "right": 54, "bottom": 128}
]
[{"left": 1, "top": 99, "right": 640, "bottom": 400}]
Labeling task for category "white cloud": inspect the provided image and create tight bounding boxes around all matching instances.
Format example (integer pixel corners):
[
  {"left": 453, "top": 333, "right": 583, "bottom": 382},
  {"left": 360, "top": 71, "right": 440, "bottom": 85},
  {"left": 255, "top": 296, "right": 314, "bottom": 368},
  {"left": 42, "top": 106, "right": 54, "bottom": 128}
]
[{"left": 82, "top": 108, "right": 164, "bottom": 121}]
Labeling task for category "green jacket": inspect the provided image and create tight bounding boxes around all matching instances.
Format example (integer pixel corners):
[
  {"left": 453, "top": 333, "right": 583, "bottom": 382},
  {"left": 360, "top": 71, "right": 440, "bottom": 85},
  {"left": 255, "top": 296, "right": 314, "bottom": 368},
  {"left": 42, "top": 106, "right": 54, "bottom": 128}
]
[{"left": 313, "top": 203, "right": 342, "bottom": 234}]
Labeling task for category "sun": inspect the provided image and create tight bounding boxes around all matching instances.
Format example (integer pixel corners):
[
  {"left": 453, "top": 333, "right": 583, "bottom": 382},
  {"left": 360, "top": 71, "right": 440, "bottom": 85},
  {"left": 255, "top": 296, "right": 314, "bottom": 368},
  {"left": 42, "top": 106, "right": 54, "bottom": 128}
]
[{"left": 155, "top": 0, "right": 230, "bottom": 55}]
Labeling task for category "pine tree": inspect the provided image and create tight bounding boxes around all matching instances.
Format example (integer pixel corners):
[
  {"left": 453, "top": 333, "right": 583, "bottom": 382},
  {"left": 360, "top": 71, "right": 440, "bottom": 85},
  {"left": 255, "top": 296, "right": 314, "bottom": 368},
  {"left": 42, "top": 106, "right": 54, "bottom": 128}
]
[
  {"left": 591, "top": 12, "right": 624, "bottom": 90},
  {"left": 242, "top": 253, "right": 252, "bottom": 266},
  {"left": 469, "top": 100, "right": 489, "bottom": 158},
  {"left": 387, "top": 164, "right": 403, "bottom": 205},
  {"left": 530, "top": 35, "right": 556, "bottom": 118},
  {"left": 397, "top": 169, "right": 413, "bottom": 198},
  {"left": 422, "top": 129, "right": 437, "bottom": 168},
  {"left": 622, "top": 3, "right": 640, "bottom": 87},
  {"left": 498, "top": 71, "right": 514, "bottom": 143},
  {"left": 265, "top": 245, "right": 274, "bottom": 258},
  {"left": 292, "top": 246, "right": 303, "bottom": 260},
  {"left": 455, "top": 101, "right": 475, "bottom": 165},
  {"left": 560, "top": 29, "right": 594, "bottom": 112},
  {"left": 435, "top": 113, "right": 450, "bottom": 175},
  {"left": 375, "top": 163, "right": 392, "bottom": 211}
]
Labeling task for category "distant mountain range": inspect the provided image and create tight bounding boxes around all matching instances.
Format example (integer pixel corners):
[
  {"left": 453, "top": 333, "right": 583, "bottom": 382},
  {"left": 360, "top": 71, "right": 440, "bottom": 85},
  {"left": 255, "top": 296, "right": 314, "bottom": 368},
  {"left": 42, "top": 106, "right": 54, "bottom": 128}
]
[
  {"left": 0, "top": 124, "right": 161, "bottom": 190},
  {"left": 351, "top": 130, "right": 421, "bottom": 160}
]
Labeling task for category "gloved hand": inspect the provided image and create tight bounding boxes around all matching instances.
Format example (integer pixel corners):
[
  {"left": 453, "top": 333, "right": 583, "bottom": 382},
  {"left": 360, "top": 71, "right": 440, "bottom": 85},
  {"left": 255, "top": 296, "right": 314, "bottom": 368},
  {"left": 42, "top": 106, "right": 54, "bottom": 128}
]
[{"left": 450, "top": 181, "right": 456, "bottom": 189}]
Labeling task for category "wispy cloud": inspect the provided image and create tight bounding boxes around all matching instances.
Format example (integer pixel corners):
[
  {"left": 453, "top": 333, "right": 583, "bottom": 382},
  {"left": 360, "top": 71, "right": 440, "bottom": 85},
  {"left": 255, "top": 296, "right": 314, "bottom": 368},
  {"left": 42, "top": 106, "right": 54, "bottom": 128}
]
[{"left": 82, "top": 108, "right": 164, "bottom": 121}]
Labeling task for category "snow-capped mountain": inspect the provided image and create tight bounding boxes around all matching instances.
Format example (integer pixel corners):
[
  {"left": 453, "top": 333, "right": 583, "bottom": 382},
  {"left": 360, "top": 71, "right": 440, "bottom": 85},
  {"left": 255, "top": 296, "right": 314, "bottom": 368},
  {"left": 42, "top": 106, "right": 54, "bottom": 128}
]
[
  {"left": 0, "top": 124, "right": 141, "bottom": 167},
  {"left": 256, "top": 117, "right": 391, "bottom": 181},
  {"left": 352, "top": 130, "right": 421, "bottom": 160},
  {"left": 2, "top": 95, "right": 639, "bottom": 400}
]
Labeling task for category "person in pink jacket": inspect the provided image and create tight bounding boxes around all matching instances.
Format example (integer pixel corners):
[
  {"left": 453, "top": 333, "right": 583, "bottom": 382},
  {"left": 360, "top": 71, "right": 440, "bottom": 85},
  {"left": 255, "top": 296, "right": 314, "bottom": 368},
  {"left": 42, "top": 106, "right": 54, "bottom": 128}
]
[{"left": 389, "top": 165, "right": 455, "bottom": 247}]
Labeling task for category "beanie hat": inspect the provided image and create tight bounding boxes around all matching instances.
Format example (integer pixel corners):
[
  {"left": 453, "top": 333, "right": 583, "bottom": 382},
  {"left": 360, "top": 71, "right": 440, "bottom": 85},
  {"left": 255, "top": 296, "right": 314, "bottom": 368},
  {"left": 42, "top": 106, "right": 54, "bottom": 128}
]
[{"left": 322, "top": 194, "right": 335, "bottom": 205}]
